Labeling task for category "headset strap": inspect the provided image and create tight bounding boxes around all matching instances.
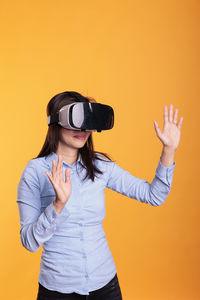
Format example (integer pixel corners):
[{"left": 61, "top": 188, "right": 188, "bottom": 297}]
[{"left": 47, "top": 112, "right": 59, "bottom": 125}]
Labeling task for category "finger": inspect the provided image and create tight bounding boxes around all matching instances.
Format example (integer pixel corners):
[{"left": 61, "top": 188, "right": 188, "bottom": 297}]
[
  {"left": 177, "top": 116, "right": 183, "bottom": 130},
  {"left": 58, "top": 155, "right": 63, "bottom": 175},
  {"left": 169, "top": 104, "right": 173, "bottom": 122},
  {"left": 65, "top": 168, "right": 71, "bottom": 183},
  {"left": 164, "top": 106, "right": 168, "bottom": 124},
  {"left": 173, "top": 108, "right": 178, "bottom": 124},
  {"left": 153, "top": 120, "right": 162, "bottom": 138},
  {"left": 52, "top": 160, "right": 56, "bottom": 178},
  {"left": 45, "top": 171, "right": 54, "bottom": 186}
]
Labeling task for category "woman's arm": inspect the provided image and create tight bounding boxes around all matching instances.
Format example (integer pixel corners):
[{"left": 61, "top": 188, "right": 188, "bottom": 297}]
[
  {"left": 106, "top": 104, "right": 183, "bottom": 206},
  {"left": 106, "top": 157, "right": 175, "bottom": 206},
  {"left": 17, "top": 161, "right": 70, "bottom": 252}
]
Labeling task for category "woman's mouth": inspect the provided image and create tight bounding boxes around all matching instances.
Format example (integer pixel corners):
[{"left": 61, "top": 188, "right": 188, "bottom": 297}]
[{"left": 74, "top": 135, "right": 86, "bottom": 140}]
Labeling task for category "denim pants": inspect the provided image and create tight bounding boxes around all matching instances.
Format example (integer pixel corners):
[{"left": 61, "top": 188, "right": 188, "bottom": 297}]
[{"left": 36, "top": 273, "right": 122, "bottom": 300}]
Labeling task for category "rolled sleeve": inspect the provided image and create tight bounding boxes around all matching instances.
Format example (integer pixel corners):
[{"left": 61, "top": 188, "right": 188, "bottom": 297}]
[
  {"left": 155, "top": 158, "right": 176, "bottom": 186},
  {"left": 44, "top": 201, "right": 71, "bottom": 226}
]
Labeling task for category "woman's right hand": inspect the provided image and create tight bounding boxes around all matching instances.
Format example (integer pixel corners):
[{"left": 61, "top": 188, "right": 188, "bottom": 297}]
[{"left": 45, "top": 155, "right": 72, "bottom": 214}]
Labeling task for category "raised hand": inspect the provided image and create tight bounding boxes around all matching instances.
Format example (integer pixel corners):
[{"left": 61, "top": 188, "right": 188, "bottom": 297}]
[
  {"left": 45, "top": 155, "right": 72, "bottom": 213},
  {"left": 153, "top": 104, "right": 183, "bottom": 151}
]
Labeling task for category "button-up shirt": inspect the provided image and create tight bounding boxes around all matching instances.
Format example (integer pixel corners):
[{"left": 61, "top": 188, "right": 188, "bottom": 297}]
[{"left": 17, "top": 151, "right": 176, "bottom": 295}]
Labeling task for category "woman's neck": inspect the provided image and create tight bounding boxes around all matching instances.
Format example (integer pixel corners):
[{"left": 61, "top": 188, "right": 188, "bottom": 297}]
[{"left": 56, "top": 145, "right": 78, "bottom": 166}]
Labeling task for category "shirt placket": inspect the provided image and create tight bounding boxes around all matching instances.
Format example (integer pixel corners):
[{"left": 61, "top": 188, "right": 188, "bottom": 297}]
[{"left": 71, "top": 163, "right": 90, "bottom": 295}]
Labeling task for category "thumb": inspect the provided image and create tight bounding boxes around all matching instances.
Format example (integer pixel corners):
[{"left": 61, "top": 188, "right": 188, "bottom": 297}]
[{"left": 153, "top": 120, "right": 162, "bottom": 138}]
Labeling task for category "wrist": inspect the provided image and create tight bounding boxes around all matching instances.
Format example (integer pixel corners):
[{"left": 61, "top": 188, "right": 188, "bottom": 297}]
[
  {"left": 53, "top": 200, "right": 65, "bottom": 214},
  {"left": 162, "top": 145, "right": 176, "bottom": 154},
  {"left": 161, "top": 146, "right": 175, "bottom": 167}
]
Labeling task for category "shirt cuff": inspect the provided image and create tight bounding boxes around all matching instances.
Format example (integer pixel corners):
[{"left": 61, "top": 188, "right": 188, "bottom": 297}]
[
  {"left": 156, "top": 158, "right": 176, "bottom": 186},
  {"left": 44, "top": 202, "right": 71, "bottom": 226}
]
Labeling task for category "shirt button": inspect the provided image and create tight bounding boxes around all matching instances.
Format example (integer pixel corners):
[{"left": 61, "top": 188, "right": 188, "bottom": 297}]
[
  {"left": 79, "top": 223, "right": 83, "bottom": 227},
  {"left": 85, "top": 274, "right": 88, "bottom": 278},
  {"left": 82, "top": 254, "right": 86, "bottom": 259}
]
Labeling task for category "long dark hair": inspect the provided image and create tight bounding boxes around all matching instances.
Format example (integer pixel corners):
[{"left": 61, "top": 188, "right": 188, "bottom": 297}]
[{"left": 36, "top": 91, "right": 114, "bottom": 182}]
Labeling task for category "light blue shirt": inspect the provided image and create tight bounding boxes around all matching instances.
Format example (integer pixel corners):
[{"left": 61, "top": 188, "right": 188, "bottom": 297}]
[{"left": 17, "top": 151, "right": 175, "bottom": 295}]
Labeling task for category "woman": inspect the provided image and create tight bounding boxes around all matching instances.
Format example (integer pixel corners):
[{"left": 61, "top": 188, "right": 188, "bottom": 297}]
[{"left": 17, "top": 91, "right": 183, "bottom": 300}]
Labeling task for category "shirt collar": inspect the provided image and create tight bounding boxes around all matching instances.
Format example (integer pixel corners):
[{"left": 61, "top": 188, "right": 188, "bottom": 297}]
[{"left": 45, "top": 152, "right": 85, "bottom": 169}]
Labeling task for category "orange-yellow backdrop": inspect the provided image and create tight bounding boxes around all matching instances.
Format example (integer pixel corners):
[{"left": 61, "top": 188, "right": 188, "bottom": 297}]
[{"left": 1, "top": 0, "right": 199, "bottom": 299}]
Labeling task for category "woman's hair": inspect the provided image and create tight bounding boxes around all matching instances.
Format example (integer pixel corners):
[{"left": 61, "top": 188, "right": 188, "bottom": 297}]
[{"left": 35, "top": 91, "right": 114, "bottom": 182}]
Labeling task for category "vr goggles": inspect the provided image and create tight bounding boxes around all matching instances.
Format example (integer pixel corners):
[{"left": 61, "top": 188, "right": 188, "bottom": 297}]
[{"left": 47, "top": 102, "right": 114, "bottom": 132}]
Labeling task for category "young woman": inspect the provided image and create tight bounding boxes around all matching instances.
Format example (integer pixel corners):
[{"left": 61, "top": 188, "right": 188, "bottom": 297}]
[{"left": 17, "top": 91, "right": 183, "bottom": 300}]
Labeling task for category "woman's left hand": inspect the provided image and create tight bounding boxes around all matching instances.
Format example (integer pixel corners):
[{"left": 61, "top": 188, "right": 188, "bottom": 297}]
[{"left": 153, "top": 104, "right": 183, "bottom": 151}]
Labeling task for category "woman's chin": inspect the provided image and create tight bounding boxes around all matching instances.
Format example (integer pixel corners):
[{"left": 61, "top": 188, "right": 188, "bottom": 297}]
[{"left": 72, "top": 140, "right": 87, "bottom": 148}]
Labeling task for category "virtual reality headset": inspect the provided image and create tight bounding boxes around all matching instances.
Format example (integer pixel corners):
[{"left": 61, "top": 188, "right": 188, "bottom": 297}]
[{"left": 47, "top": 102, "right": 114, "bottom": 132}]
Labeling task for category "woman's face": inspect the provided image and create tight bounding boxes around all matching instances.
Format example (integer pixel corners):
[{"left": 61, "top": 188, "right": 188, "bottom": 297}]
[{"left": 58, "top": 127, "right": 92, "bottom": 150}]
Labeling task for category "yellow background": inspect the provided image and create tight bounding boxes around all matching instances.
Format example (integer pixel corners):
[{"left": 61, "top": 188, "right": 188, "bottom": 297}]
[{"left": 1, "top": 0, "right": 199, "bottom": 299}]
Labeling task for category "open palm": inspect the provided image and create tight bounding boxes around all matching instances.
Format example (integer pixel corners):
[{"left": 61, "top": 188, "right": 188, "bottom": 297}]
[
  {"left": 45, "top": 155, "right": 72, "bottom": 205},
  {"left": 153, "top": 104, "right": 183, "bottom": 151}
]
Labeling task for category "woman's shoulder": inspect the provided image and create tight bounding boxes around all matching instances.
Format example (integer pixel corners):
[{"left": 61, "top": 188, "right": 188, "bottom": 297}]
[
  {"left": 21, "top": 154, "right": 52, "bottom": 177},
  {"left": 93, "top": 152, "right": 116, "bottom": 171},
  {"left": 18, "top": 155, "right": 53, "bottom": 191},
  {"left": 26, "top": 155, "right": 48, "bottom": 167}
]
